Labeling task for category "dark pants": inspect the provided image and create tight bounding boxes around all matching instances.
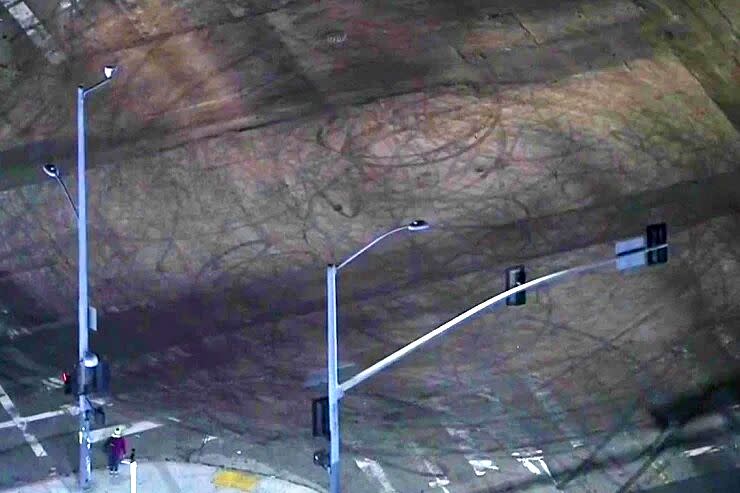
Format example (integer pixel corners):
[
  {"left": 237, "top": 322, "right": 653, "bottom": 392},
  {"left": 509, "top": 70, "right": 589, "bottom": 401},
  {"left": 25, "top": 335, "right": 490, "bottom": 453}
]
[{"left": 108, "top": 450, "right": 120, "bottom": 472}]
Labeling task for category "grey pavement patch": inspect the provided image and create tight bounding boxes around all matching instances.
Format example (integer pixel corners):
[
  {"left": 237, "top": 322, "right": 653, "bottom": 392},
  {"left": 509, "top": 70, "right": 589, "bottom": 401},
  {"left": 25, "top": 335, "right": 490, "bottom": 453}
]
[
  {"left": 303, "top": 361, "right": 356, "bottom": 389},
  {"left": 523, "top": 372, "right": 585, "bottom": 449},
  {"left": 198, "top": 453, "right": 325, "bottom": 493},
  {"left": 0, "top": 347, "right": 51, "bottom": 374},
  {"left": 1, "top": 461, "right": 323, "bottom": 493}
]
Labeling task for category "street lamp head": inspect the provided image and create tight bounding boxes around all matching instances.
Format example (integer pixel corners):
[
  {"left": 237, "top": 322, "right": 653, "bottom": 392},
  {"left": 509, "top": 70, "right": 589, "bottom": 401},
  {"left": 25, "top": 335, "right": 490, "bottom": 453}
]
[
  {"left": 82, "top": 351, "right": 99, "bottom": 368},
  {"left": 42, "top": 163, "right": 59, "bottom": 178},
  {"left": 103, "top": 65, "right": 118, "bottom": 79},
  {"left": 406, "top": 219, "right": 430, "bottom": 232}
]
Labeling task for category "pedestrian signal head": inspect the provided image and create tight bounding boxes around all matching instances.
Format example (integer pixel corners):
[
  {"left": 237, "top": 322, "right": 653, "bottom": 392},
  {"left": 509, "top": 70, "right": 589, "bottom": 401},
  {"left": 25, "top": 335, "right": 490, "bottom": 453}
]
[{"left": 62, "top": 371, "right": 75, "bottom": 395}]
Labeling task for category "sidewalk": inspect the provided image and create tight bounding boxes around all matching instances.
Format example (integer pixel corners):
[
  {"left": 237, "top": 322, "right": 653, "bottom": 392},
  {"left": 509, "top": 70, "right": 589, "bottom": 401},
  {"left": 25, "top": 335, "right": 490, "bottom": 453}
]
[{"left": 2, "top": 461, "right": 322, "bottom": 493}]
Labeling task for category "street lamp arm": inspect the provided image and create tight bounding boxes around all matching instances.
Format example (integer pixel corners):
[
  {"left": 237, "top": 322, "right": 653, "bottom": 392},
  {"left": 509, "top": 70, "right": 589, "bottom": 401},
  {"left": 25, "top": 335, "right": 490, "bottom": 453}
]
[
  {"left": 339, "top": 245, "right": 667, "bottom": 394},
  {"left": 82, "top": 78, "right": 112, "bottom": 96},
  {"left": 337, "top": 226, "right": 408, "bottom": 271},
  {"left": 56, "top": 176, "right": 79, "bottom": 219}
]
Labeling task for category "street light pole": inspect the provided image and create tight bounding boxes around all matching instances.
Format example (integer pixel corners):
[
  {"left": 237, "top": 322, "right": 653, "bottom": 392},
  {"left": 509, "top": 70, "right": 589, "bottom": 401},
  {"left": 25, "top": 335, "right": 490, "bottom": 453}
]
[
  {"left": 76, "top": 66, "right": 118, "bottom": 490},
  {"left": 43, "top": 65, "right": 118, "bottom": 490},
  {"left": 76, "top": 83, "right": 93, "bottom": 489},
  {"left": 326, "top": 220, "right": 429, "bottom": 493}
]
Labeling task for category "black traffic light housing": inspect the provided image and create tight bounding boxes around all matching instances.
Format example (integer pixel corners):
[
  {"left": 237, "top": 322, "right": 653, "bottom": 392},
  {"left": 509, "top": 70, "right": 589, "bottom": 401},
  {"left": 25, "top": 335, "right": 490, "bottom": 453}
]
[
  {"left": 646, "top": 223, "right": 668, "bottom": 265},
  {"left": 313, "top": 449, "right": 330, "bottom": 471},
  {"left": 312, "top": 396, "right": 330, "bottom": 439},
  {"left": 62, "top": 358, "right": 110, "bottom": 397},
  {"left": 505, "top": 265, "right": 526, "bottom": 306},
  {"left": 62, "top": 370, "right": 76, "bottom": 395},
  {"left": 94, "top": 360, "right": 111, "bottom": 395}
]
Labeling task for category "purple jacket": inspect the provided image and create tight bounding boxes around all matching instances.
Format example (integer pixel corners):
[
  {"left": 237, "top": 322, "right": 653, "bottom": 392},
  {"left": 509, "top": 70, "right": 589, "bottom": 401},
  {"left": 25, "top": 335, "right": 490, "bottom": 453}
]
[{"left": 110, "top": 436, "right": 127, "bottom": 459}]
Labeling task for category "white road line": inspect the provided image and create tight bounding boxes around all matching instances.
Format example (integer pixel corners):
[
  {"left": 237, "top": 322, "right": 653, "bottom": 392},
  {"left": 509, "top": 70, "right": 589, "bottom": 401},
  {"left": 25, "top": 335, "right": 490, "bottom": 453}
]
[
  {"left": 0, "top": 0, "right": 65, "bottom": 63},
  {"left": 512, "top": 450, "right": 553, "bottom": 479},
  {"left": 428, "top": 476, "right": 451, "bottom": 492},
  {"left": 23, "top": 408, "right": 69, "bottom": 423},
  {"left": 89, "top": 421, "right": 162, "bottom": 443},
  {"left": 355, "top": 458, "right": 397, "bottom": 493},
  {"left": 683, "top": 445, "right": 723, "bottom": 457},
  {"left": 523, "top": 373, "right": 584, "bottom": 449},
  {"left": 410, "top": 442, "right": 450, "bottom": 493},
  {"left": 0, "top": 407, "right": 75, "bottom": 430},
  {"left": 445, "top": 427, "right": 499, "bottom": 477},
  {"left": 5, "top": 327, "right": 32, "bottom": 340},
  {"left": 0, "top": 382, "right": 48, "bottom": 457},
  {"left": 42, "top": 378, "right": 64, "bottom": 389}
]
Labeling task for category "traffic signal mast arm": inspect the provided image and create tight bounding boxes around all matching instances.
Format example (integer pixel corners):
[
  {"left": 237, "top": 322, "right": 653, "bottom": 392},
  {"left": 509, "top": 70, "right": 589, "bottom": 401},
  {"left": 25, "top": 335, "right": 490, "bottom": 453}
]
[{"left": 338, "top": 240, "right": 668, "bottom": 395}]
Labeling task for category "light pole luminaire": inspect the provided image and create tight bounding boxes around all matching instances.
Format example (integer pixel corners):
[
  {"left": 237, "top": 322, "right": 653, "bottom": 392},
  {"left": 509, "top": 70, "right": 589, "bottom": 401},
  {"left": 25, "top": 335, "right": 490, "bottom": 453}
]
[{"left": 327, "top": 220, "right": 430, "bottom": 493}]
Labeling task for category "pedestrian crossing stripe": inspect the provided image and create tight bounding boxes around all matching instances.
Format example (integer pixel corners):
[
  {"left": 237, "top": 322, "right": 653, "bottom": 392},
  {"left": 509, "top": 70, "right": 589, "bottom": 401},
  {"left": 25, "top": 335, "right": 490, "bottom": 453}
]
[
  {"left": 42, "top": 377, "right": 65, "bottom": 389},
  {"left": 5, "top": 327, "right": 32, "bottom": 340}
]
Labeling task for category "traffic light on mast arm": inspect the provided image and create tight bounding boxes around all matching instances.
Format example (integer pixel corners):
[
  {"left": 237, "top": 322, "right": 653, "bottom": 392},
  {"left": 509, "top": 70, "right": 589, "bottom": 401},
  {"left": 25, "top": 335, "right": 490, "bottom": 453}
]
[
  {"left": 505, "top": 265, "right": 526, "bottom": 306},
  {"left": 646, "top": 223, "right": 668, "bottom": 265}
]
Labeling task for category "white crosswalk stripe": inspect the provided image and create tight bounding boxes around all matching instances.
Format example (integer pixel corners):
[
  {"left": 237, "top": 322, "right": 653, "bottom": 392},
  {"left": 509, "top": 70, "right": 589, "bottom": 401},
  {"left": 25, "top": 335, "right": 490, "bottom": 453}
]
[
  {"left": 409, "top": 442, "right": 450, "bottom": 492},
  {"left": 512, "top": 449, "right": 557, "bottom": 483},
  {"left": 355, "top": 458, "right": 397, "bottom": 493},
  {"left": 41, "top": 377, "right": 65, "bottom": 389},
  {"left": 523, "top": 373, "right": 585, "bottom": 449},
  {"left": 445, "top": 427, "right": 500, "bottom": 477},
  {"left": 0, "top": 382, "right": 48, "bottom": 457},
  {"left": 5, "top": 327, "right": 32, "bottom": 340}
]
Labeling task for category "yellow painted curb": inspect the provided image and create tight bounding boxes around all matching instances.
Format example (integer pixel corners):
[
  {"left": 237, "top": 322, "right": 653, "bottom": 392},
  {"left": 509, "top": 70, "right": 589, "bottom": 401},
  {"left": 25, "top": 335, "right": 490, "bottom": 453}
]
[{"left": 213, "top": 469, "right": 261, "bottom": 491}]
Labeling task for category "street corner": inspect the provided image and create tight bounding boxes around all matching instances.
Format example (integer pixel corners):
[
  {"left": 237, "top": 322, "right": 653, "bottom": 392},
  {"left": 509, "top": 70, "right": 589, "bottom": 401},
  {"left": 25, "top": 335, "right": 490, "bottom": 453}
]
[{"left": 212, "top": 468, "right": 321, "bottom": 493}]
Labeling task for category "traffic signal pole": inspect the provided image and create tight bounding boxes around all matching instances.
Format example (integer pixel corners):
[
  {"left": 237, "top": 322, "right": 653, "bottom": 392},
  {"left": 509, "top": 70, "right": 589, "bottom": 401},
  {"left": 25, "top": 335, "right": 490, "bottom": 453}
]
[
  {"left": 325, "top": 236, "right": 666, "bottom": 492},
  {"left": 327, "top": 265, "right": 340, "bottom": 493},
  {"left": 338, "top": 243, "right": 668, "bottom": 394},
  {"left": 76, "top": 85, "right": 93, "bottom": 489}
]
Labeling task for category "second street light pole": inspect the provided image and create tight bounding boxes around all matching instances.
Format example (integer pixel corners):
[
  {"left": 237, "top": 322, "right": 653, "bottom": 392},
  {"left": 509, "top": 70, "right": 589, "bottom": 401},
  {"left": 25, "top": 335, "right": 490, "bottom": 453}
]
[
  {"left": 326, "top": 264, "right": 340, "bottom": 493},
  {"left": 326, "top": 220, "right": 430, "bottom": 493},
  {"left": 324, "top": 221, "right": 666, "bottom": 493}
]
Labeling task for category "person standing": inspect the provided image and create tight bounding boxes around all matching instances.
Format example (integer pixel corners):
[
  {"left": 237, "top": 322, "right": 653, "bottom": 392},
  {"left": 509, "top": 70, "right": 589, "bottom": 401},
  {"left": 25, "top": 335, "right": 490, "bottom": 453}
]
[{"left": 107, "top": 426, "right": 127, "bottom": 475}]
